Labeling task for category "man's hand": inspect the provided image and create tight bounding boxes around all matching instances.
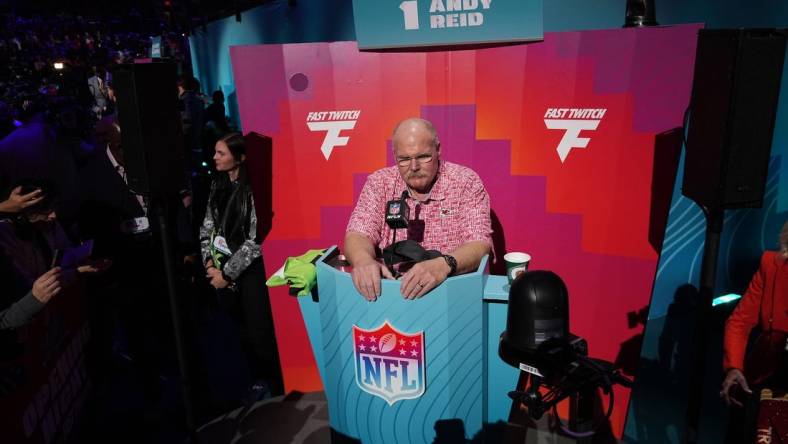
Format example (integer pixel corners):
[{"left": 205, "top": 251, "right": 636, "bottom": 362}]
[
  {"left": 32, "top": 267, "right": 63, "bottom": 303},
  {"left": 720, "top": 368, "right": 752, "bottom": 407},
  {"left": 399, "top": 257, "right": 450, "bottom": 300},
  {"left": 0, "top": 186, "right": 44, "bottom": 213},
  {"left": 351, "top": 258, "right": 394, "bottom": 302},
  {"left": 344, "top": 232, "right": 395, "bottom": 301},
  {"left": 206, "top": 266, "right": 229, "bottom": 289}
]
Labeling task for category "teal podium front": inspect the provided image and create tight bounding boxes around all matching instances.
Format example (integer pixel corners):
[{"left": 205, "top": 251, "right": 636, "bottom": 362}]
[{"left": 305, "top": 247, "right": 488, "bottom": 443}]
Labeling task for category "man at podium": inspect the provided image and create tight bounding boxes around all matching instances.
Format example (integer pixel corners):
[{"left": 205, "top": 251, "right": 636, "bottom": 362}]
[{"left": 344, "top": 117, "right": 492, "bottom": 301}]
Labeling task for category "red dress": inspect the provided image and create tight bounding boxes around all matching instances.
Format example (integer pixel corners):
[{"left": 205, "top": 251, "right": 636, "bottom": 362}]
[{"left": 723, "top": 251, "right": 788, "bottom": 373}]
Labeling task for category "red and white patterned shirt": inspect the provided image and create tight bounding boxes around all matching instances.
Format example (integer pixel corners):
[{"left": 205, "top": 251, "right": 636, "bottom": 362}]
[{"left": 346, "top": 161, "right": 493, "bottom": 254}]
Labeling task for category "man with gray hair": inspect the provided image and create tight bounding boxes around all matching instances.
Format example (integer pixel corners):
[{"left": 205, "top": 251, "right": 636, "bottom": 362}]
[{"left": 345, "top": 117, "right": 492, "bottom": 301}]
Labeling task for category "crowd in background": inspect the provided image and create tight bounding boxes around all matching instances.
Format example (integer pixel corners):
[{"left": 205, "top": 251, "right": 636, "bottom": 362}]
[
  {"left": 0, "top": 11, "right": 244, "bottom": 442},
  {"left": 0, "top": 12, "right": 188, "bottom": 126}
]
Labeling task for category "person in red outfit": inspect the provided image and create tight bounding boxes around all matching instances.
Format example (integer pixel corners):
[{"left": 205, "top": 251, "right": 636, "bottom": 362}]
[{"left": 720, "top": 221, "right": 788, "bottom": 442}]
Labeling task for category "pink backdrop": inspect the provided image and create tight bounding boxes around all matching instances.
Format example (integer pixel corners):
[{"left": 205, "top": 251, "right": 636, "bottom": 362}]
[{"left": 231, "top": 24, "right": 701, "bottom": 434}]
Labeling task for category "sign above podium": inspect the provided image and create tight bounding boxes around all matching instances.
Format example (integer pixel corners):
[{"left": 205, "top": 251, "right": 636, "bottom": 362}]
[{"left": 352, "top": 0, "right": 543, "bottom": 50}]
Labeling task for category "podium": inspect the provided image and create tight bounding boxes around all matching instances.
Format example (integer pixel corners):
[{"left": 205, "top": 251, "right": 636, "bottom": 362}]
[{"left": 300, "top": 246, "right": 489, "bottom": 443}]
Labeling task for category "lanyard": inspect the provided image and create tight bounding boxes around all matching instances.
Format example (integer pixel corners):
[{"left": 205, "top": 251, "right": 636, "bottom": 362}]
[{"left": 106, "top": 145, "right": 147, "bottom": 215}]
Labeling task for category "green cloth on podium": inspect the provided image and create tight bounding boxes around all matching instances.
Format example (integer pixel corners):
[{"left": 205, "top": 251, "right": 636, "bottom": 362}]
[{"left": 266, "top": 249, "right": 325, "bottom": 296}]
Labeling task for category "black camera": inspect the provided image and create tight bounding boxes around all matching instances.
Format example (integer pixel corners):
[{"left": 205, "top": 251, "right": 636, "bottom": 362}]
[{"left": 499, "top": 270, "right": 632, "bottom": 433}]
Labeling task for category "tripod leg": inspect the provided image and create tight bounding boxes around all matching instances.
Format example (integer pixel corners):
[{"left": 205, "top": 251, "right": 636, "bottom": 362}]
[
  {"left": 568, "top": 386, "right": 596, "bottom": 444},
  {"left": 504, "top": 371, "right": 535, "bottom": 444}
]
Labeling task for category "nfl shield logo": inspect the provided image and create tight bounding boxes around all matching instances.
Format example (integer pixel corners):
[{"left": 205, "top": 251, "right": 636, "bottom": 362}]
[{"left": 353, "top": 321, "right": 425, "bottom": 405}]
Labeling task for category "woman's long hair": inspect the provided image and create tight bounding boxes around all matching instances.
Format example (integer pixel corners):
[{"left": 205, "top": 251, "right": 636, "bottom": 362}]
[{"left": 209, "top": 133, "right": 253, "bottom": 251}]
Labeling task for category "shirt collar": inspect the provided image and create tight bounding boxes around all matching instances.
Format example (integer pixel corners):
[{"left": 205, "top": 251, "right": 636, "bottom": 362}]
[{"left": 429, "top": 161, "right": 447, "bottom": 201}]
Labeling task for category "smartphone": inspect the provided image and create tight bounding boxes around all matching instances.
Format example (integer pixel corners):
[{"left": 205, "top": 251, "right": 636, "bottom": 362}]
[
  {"left": 51, "top": 249, "right": 63, "bottom": 268},
  {"left": 61, "top": 240, "right": 94, "bottom": 269}
]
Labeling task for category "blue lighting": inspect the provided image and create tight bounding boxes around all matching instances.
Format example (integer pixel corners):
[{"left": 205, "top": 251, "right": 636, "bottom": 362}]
[{"left": 712, "top": 293, "right": 742, "bottom": 307}]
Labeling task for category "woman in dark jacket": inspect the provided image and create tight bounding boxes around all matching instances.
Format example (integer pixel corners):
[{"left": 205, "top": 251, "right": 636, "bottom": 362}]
[{"left": 200, "top": 132, "right": 283, "bottom": 398}]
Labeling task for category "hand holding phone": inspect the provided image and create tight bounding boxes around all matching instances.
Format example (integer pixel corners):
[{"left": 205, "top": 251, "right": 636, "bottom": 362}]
[{"left": 61, "top": 240, "right": 94, "bottom": 270}]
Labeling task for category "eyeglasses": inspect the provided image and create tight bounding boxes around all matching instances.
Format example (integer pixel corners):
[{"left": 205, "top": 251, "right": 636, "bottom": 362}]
[{"left": 396, "top": 153, "right": 434, "bottom": 168}]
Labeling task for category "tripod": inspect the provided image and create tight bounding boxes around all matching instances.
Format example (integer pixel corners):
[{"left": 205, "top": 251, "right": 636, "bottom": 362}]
[{"left": 505, "top": 357, "right": 632, "bottom": 443}]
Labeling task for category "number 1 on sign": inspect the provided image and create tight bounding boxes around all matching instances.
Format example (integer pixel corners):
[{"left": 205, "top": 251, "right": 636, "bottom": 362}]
[{"left": 400, "top": 1, "right": 419, "bottom": 30}]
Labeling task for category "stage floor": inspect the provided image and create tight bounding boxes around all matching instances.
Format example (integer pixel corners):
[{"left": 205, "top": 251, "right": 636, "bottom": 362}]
[
  {"left": 196, "top": 391, "right": 579, "bottom": 443},
  {"left": 197, "top": 391, "right": 332, "bottom": 443}
]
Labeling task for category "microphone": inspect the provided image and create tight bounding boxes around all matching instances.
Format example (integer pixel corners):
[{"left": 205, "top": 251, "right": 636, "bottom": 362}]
[
  {"left": 383, "top": 190, "right": 409, "bottom": 273},
  {"left": 385, "top": 190, "right": 409, "bottom": 229}
]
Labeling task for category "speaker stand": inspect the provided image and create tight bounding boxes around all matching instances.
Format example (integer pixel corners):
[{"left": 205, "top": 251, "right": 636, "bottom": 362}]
[
  {"left": 683, "top": 206, "right": 724, "bottom": 444},
  {"left": 152, "top": 198, "right": 198, "bottom": 439}
]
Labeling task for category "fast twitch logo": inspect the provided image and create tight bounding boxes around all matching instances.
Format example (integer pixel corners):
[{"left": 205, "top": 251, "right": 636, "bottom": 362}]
[
  {"left": 353, "top": 321, "right": 425, "bottom": 405},
  {"left": 544, "top": 108, "right": 607, "bottom": 163},
  {"left": 306, "top": 110, "right": 361, "bottom": 160}
]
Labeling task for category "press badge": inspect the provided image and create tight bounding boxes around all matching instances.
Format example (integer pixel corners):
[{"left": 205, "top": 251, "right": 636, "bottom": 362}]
[
  {"left": 213, "top": 235, "right": 232, "bottom": 255},
  {"left": 120, "top": 217, "right": 150, "bottom": 234}
]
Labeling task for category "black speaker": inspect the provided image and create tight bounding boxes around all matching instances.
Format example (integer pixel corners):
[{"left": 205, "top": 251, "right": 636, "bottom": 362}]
[
  {"left": 682, "top": 29, "right": 787, "bottom": 209},
  {"left": 114, "top": 61, "right": 185, "bottom": 197}
]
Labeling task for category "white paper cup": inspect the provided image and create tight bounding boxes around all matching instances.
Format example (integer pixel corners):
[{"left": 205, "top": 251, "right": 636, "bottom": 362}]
[{"left": 504, "top": 252, "right": 531, "bottom": 284}]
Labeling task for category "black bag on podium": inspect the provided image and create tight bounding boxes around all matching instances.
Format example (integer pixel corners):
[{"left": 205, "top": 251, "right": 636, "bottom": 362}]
[{"left": 382, "top": 240, "right": 442, "bottom": 277}]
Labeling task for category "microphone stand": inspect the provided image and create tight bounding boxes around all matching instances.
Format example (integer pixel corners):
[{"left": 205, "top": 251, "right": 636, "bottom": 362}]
[
  {"left": 383, "top": 190, "right": 409, "bottom": 276},
  {"left": 383, "top": 227, "right": 398, "bottom": 277}
]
